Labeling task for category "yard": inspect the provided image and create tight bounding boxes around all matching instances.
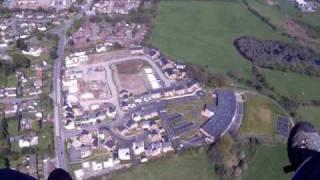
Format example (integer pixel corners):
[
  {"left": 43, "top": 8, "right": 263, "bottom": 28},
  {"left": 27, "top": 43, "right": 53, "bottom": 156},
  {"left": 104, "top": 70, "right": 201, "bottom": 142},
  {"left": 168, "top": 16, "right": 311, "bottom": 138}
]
[
  {"left": 110, "top": 149, "right": 217, "bottom": 180},
  {"left": 244, "top": 144, "right": 292, "bottom": 180},
  {"left": 240, "top": 93, "right": 286, "bottom": 137},
  {"left": 166, "top": 95, "right": 214, "bottom": 124},
  {"left": 151, "top": 0, "right": 284, "bottom": 79}
]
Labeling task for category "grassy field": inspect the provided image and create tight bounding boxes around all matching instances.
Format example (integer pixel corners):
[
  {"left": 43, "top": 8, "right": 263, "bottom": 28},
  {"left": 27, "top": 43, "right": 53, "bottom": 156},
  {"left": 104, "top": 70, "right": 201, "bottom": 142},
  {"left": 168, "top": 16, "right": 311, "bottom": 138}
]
[
  {"left": 244, "top": 144, "right": 292, "bottom": 180},
  {"left": 297, "top": 106, "right": 320, "bottom": 129},
  {"left": 240, "top": 93, "right": 286, "bottom": 137},
  {"left": 111, "top": 150, "right": 216, "bottom": 180},
  {"left": 263, "top": 69, "right": 320, "bottom": 101},
  {"left": 151, "top": 0, "right": 285, "bottom": 79}
]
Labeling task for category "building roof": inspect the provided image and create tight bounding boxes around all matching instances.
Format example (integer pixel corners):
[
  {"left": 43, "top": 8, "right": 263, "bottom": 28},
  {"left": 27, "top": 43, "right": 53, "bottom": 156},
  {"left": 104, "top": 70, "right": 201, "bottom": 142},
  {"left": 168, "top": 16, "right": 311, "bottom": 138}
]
[{"left": 200, "top": 90, "right": 237, "bottom": 138}]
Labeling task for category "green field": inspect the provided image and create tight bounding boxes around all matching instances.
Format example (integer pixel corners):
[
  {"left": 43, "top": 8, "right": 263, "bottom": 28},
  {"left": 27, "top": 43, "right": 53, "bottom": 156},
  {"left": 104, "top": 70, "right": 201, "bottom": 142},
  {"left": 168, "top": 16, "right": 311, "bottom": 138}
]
[
  {"left": 297, "top": 106, "right": 320, "bottom": 128},
  {"left": 240, "top": 93, "right": 286, "bottom": 137},
  {"left": 151, "top": 0, "right": 285, "bottom": 79},
  {"left": 111, "top": 150, "right": 216, "bottom": 180},
  {"left": 245, "top": 0, "right": 297, "bottom": 29},
  {"left": 263, "top": 69, "right": 320, "bottom": 101},
  {"left": 244, "top": 144, "right": 292, "bottom": 180}
]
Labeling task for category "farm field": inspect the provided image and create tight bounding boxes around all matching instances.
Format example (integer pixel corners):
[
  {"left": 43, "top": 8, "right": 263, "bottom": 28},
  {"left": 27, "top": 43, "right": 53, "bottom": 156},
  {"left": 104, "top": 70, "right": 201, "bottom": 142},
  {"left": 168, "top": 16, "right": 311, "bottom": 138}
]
[
  {"left": 262, "top": 69, "right": 320, "bottom": 101},
  {"left": 151, "top": 0, "right": 285, "bottom": 79},
  {"left": 240, "top": 93, "right": 286, "bottom": 137},
  {"left": 110, "top": 149, "right": 217, "bottom": 180},
  {"left": 297, "top": 106, "right": 320, "bottom": 129},
  {"left": 244, "top": 144, "right": 292, "bottom": 180}
]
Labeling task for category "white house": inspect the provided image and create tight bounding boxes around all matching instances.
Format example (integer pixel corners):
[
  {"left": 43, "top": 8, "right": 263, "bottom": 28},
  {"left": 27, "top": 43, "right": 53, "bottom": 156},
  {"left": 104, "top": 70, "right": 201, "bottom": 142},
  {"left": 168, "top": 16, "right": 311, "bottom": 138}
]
[
  {"left": 22, "top": 47, "right": 42, "bottom": 57},
  {"left": 118, "top": 148, "right": 131, "bottom": 161},
  {"left": 132, "top": 141, "right": 145, "bottom": 155},
  {"left": 18, "top": 136, "right": 38, "bottom": 148},
  {"left": 129, "top": 46, "right": 144, "bottom": 55}
]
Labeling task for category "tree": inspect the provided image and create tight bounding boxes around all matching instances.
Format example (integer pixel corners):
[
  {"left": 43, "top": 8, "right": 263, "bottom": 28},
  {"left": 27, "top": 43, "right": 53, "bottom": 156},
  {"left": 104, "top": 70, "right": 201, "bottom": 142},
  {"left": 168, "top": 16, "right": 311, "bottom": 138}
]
[
  {"left": 11, "top": 53, "right": 30, "bottom": 69},
  {"left": 16, "top": 39, "right": 28, "bottom": 51}
]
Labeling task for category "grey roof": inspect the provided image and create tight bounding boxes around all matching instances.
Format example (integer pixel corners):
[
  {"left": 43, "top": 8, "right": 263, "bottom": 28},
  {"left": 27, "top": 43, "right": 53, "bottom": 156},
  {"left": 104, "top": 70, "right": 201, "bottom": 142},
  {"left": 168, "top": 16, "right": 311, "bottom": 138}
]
[
  {"left": 186, "top": 79, "right": 199, "bottom": 88},
  {"left": 201, "top": 90, "right": 237, "bottom": 138}
]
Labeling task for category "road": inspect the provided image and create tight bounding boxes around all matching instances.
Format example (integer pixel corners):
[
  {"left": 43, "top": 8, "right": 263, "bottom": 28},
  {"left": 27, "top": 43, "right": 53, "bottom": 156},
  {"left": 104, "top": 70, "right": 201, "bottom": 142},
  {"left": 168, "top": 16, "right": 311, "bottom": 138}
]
[{"left": 51, "top": 0, "right": 93, "bottom": 170}]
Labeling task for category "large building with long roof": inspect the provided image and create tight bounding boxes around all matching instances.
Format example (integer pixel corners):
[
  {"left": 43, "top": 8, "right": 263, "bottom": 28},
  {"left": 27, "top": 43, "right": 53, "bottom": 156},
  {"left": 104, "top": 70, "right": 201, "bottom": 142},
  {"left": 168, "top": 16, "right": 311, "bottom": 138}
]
[{"left": 200, "top": 90, "right": 244, "bottom": 142}]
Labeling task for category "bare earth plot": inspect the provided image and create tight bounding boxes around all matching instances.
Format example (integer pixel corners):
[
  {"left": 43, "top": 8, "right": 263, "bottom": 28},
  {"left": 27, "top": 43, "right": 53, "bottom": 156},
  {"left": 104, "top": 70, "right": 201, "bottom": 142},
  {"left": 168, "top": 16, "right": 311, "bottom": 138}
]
[{"left": 112, "top": 60, "right": 152, "bottom": 95}]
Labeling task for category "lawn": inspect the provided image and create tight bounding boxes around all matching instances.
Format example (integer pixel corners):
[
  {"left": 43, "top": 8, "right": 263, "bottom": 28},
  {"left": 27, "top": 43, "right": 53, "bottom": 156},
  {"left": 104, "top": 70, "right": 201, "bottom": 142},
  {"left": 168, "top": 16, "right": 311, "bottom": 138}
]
[
  {"left": 7, "top": 117, "right": 19, "bottom": 136},
  {"left": 297, "top": 106, "right": 320, "bottom": 129},
  {"left": 244, "top": 144, "right": 292, "bottom": 180},
  {"left": 37, "top": 124, "right": 54, "bottom": 156},
  {"left": 151, "top": 0, "right": 285, "bottom": 79},
  {"left": 263, "top": 69, "right": 320, "bottom": 101},
  {"left": 166, "top": 95, "right": 213, "bottom": 123},
  {"left": 111, "top": 149, "right": 216, "bottom": 180},
  {"left": 240, "top": 93, "right": 285, "bottom": 137}
]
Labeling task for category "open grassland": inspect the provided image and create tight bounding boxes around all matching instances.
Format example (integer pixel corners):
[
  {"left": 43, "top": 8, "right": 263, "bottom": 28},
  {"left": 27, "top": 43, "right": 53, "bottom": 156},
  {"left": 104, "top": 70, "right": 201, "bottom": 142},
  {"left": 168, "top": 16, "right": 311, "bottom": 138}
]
[
  {"left": 151, "top": 0, "right": 285, "bottom": 79},
  {"left": 244, "top": 144, "right": 292, "bottom": 180},
  {"left": 110, "top": 150, "right": 216, "bottom": 180},
  {"left": 297, "top": 106, "right": 320, "bottom": 129},
  {"left": 263, "top": 69, "right": 320, "bottom": 101},
  {"left": 240, "top": 93, "right": 285, "bottom": 137}
]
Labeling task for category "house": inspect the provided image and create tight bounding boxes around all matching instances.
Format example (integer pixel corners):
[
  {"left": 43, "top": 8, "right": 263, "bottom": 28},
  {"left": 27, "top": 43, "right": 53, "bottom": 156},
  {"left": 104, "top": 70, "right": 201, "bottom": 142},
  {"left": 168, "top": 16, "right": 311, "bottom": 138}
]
[
  {"left": 121, "top": 101, "right": 129, "bottom": 111},
  {"left": 92, "top": 161, "right": 103, "bottom": 171},
  {"left": 103, "top": 158, "right": 115, "bottom": 168},
  {"left": 117, "top": 125, "right": 128, "bottom": 135},
  {"left": 141, "top": 120, "right": 151, "bottom": 130},
  {"left": 22, "top": 47, "right": 42, "bottom": 57},
  {"left": 150, "top": 88, "right": 162, "bottom": 99},
  {"left": 175, "top": 62, "right": 186, "bottom": 70},
  {"left": 149, "top": 129, "right": 162, "bottom": 142},
  {"left": 162, "top": 87, "right": 175, "bottom": 97},
  {"left": 159, "top": 57, "right": 172, "bottom": 69},
  {"left": 105, "top": 139, "right": 116, "bottom": 152},
  {"left": 119, "top": 89, "right": 129, "bottom": 98},
  {"left": 162, "top": 141, "right": 174, "bottom": 153},
  {"left": 125, "top": 119, "right": 138, "bottom": 129},
  {"left": 96, "top": 46, "right": 107, "bottom": 53},
  {"left": 148, "top": 48, "right": 160, "bottom": 60},
  {"left": 294, "top": 0, "right": 317, "bottom": 12},
  {"left": 164, "top": 68, "right": 177, "bottom": 80},
  {"left": 132, "top": 140, "right": 145, "bottom": 155},
  {"left": 118, "top": 148, "right": 131, "bottom": 161},
  {"left": 5, "top": 88, "right": 17, "bottom": 98},
  {"left": 129, "top": 46, "right": 144, "bottom": 55},
  {"left": 74, "top": 169, "right": 84, "bottom": 180},
  {"left": 4, "top": 103, "right": 18, "bottom": 116},
  {"left": 0, "top": 89, "right": 4, "bottom": 98},
  {"left": 18, "top": 136, "right": 39, "bottom": 148},
  {"left": 106, "top": 106, "right": 117, "bottom": 118},
  {"left": 80, "top": 147, "right": 92, "bottom": 158},
  {"left": 186, "top": 80, "right": 200, "bottom": 92},
  {"left": 82, "top": 161, "right": 91, "bottom": 170},
  {"left": 65, "top": 52, "right": 88, "bottom": 68},
  {"left": 146, "top": 142, "right": 162, "bottom": 157},
  {"left": 64, "top": 69, "right": 83, "bottom": 80},
  {"left": 174, "top": 85, "right": 186, "bottom": 96}
]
